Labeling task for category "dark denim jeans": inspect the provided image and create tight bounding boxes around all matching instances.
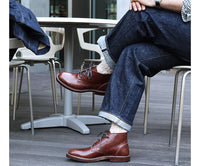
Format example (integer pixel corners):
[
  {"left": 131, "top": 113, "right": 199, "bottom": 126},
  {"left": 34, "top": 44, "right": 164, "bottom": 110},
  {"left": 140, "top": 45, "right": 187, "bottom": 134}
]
[
  {"left": 98, "top": 8, "right": 190, "bottom": 131},
  {"left": 9, "top": 0, "right": 50, "bottom": 59}
]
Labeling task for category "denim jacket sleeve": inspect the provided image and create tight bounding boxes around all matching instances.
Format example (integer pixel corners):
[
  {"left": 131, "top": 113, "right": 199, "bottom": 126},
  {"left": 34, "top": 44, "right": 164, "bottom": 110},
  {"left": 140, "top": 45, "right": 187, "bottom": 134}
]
[
  {"left": 9, "top": 0, "right": 50, "bottom": 55},
  {"left": 181, "top": 0, "right": 191, "bottom": 22}
]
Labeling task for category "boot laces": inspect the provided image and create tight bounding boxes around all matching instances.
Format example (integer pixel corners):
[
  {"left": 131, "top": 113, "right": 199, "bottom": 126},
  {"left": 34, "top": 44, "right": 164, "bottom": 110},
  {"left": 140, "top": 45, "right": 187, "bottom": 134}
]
[
  {"left": 78, "top": 67, "right": 93, "bottom": 79},
  {"left": 92, "top": 131, "right": 109, "bottom": 151}
]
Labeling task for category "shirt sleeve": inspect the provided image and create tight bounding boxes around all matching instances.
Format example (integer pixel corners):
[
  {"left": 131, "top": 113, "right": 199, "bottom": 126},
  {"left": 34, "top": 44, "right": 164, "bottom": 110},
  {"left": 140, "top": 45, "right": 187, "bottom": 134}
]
[{"left": 181, "top": 0, "right": 191, "bottom": 22}]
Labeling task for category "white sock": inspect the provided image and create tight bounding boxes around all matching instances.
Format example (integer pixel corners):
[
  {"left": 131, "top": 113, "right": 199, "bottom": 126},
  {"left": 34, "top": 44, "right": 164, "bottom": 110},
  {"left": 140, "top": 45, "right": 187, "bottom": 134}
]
[
  {"left": 97, "top": 58, "right": 113, "bottom": 74},
  {"left": 109, "top": 122, "right": 128, "bottom": 133}
]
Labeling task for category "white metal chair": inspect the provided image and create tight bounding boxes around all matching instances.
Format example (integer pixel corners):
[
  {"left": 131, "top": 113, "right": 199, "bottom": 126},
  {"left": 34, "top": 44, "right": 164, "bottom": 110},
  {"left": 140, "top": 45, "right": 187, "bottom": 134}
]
[
  {"left": 10, "top": 60, "right": 25, "bottom": 120},
  {"left": 9, "top": 38, "right": 34, "bottom": 135},
  {"left": 169, "top": 66, "right": 191, "bottom": 166},
  {"left": 13, "top": 27, "right": 65, "bottom": 113},
  {"left": 143, "top": 66, "right": 191, "bottom": 166},
  {"left": 76, "top": 28, "right": 105, "bottom": 114}
]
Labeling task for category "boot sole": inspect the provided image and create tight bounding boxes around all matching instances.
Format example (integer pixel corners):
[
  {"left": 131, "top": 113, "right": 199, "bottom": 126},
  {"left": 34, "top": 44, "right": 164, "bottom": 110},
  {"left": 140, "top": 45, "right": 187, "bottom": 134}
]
[
  {"left": 66, "top": 153, "right": 130, "bottom": 162},
  {"left": 56, "top": 76, "right": 106, "bottom": 94}
]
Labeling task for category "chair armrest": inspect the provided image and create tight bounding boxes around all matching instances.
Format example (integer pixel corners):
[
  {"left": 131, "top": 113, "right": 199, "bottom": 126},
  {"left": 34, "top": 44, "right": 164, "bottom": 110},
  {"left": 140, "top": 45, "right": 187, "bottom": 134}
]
[
  {"left": 42, "top": 27, "right": 65, "bottom": 52},
  {"left": 9, "top": 38, "right": 24, "bottom": 49},
  {"left": 77, "top": 28, "right": 104, "bottom": 60}
]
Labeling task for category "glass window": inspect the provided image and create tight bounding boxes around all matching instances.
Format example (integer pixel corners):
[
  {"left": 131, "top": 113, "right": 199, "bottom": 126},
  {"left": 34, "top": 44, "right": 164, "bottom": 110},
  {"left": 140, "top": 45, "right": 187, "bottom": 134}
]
[
  {"left": 106, "top": 0, "right": 117, "bottom": 19},
  {"left": 93, "top": 0, "right": 117, "bottom": 20},
  {"left": 50, "top": 0, "right": 68, "bottom": 17}
]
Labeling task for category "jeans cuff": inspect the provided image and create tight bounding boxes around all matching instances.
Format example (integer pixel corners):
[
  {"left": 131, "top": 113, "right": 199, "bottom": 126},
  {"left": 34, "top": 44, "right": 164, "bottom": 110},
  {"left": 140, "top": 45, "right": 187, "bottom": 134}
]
[
  {"left": 98, "top": 111, "right": 132, "bottom": 131},
  {"left": 97, "top": 36, "right": 116, "bottom": 69}
]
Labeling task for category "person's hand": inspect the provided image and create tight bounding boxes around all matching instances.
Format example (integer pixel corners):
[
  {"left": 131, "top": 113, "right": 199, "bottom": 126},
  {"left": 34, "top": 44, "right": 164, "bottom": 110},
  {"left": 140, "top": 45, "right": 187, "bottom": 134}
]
[
  {"left": 129, "top": 1, "right": 146, "bottom": 11},
  {"left": 130, "top": 0, "right": 156, "bottom": 11}
]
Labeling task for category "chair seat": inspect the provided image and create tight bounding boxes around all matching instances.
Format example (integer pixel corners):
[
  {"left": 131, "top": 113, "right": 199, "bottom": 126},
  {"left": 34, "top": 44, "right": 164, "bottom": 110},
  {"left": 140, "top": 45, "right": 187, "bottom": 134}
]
[
  {"left": 17, "top": 56, "right": 59, "bottom": 62},
  {"left": 9, "top": 60, "right": 25, "bottom": 67},
  {"left": 17, "top": 56, "right": 50, "bottom": 61},
  {"left": 172, "top": 66, "right": 191, "bottom": 70}
]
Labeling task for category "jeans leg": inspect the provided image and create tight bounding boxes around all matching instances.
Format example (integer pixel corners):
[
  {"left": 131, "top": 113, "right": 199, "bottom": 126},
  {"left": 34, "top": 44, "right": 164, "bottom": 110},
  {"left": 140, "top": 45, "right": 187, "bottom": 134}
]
[
  {"left": 98, "top": 8, "right": 190, "bottom": 68},
  {"left": 99, "top": 43, "right": 189, "bottom": 131}
]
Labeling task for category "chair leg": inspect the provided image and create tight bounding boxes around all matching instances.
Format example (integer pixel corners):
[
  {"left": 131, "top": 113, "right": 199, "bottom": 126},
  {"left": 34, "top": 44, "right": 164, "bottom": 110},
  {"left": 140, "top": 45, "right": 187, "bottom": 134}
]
[
  {"left": 55, "top": 60, "right": 63, "bottom": 100},
  {"left": 48, "top": 61, "right": 57, "bottom": 113},
  {"left": 22, "top": 65, "right": 35, "bottom": 136},
  {"left": 51, "top": 59, "right": 58, "bottom": 105},
  {"left": 11, "top": 68, "right": 16, "bottom": 106},
  {"left": 13, "top": 67, "right": 18, "bottom": 120},
  {"left": 77, "top": 62, "right": 85, "bottom": 115},
  {"left": 16, "top": 66, "right": 24, "bottom": 110},
  {"left": 174, "top": 70, "right": 190, "bottom": 166},
  {"left": 92, "top": 92, "right": 95, "bottom": 111},
  {"left": 169, "top": 70, "right": 182, "bottom": 146},
  {"left": 144, "top": 76, "right": 151, "bottom": 135}
]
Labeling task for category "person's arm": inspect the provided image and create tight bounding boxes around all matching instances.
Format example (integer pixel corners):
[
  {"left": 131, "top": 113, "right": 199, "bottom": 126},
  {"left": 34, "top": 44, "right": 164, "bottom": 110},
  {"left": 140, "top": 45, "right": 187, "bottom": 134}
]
[
  {"left": 130, "top": 0, "right": 183, "bottom": 12},
  {"left": 159, "top": 0, "right": 183, "bottom": 12},
  {"left": 130, "top": 0, "right": 191, "bottom": 22}
]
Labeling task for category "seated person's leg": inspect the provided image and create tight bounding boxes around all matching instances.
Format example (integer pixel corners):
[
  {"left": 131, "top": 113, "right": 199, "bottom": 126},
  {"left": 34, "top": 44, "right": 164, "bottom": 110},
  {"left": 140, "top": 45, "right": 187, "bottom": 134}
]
[
  {"left": 56, "top": 6, "right": 190, "bottom": 163},
  {"left": 57, "top": 8, "right": 190, "bottom": 94},
  {"left": 98, "top": 8, "right": 190, "bottom": 69},
  {"left": 99, "top": 42, "right": 189, "bottom": 131},
  {"left": 66, "top": 42, "right": 189, "bottom": 162}
]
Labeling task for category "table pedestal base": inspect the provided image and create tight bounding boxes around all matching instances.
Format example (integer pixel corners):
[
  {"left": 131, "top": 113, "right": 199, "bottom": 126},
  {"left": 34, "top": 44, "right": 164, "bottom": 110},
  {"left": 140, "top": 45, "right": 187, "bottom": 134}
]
[{"left": 20, "top": 114, "right": 110, "bottom": 134}]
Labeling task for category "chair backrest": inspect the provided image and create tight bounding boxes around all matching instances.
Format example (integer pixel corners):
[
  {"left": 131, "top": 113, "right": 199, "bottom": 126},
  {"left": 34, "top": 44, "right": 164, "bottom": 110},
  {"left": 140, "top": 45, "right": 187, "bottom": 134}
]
[
  {"left": 77, "top": 28, "right": 104, "bottom": 61},
  {"left": 13, "top": 27, "right": 65, "bottom": 61},
  {"left": 42, "top": 27, "right": 65, "bottom": 53},
  {"left": 9, "top": 38, "right": 24, "bottom": 49}
]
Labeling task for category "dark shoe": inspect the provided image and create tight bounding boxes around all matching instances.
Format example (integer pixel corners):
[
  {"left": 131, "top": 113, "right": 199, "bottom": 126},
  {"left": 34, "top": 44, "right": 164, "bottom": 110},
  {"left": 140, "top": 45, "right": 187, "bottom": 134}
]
[
  {"left": 66, "top": 131, "right": 130, "bottom": 162},
  {"left": 56, "top": 66, "right": 111, "bottom": 94}
]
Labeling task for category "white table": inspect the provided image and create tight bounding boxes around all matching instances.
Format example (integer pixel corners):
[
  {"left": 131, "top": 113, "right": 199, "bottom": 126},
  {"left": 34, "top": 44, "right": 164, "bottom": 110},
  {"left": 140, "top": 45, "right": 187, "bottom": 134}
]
[{"left": 21, "top": 17, "right": 118, "bottom": 134}]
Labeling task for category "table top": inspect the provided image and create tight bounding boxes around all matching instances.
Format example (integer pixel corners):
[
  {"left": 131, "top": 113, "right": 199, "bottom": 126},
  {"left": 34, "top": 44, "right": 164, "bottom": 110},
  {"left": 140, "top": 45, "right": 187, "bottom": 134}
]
[{"left": 37, "top": 17, "right": 118, "bottom": 27}]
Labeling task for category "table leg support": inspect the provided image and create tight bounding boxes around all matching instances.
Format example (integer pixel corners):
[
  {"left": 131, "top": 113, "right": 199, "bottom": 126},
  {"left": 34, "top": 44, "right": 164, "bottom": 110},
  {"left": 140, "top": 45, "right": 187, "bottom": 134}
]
[
  {"left": 20, "top": 114, "right": 110, "bottom": 134},
  {"left": 21, "top": 116, "right": 64, "bottom": 129},
  {"left": 66, "top": 117, "right": 90, "bottom": 134},
  {"left": 77, "top": 115, "right": 109, "bottom": 125}
]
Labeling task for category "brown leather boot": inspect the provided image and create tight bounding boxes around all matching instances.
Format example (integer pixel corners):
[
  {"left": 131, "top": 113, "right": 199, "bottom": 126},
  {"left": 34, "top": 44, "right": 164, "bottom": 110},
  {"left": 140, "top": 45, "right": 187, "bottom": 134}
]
[
  {"left": 56, "top": 66, "right": 111, "bottom": 94},
  {"left": 66, "top": 131, "right": 130, "bottom": 162}
]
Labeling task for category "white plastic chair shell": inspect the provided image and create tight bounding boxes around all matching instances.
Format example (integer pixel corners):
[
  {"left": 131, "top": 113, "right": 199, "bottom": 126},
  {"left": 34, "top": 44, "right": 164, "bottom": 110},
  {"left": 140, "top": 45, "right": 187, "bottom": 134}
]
[
  {"left": 77, "top": 28, "right": 104, "bottom": 62},
  {"left": 13, "top": 27, "right": 65, "bottom": 61},
  {"left": 12, "top": 27, "right": 65, "bottom": 113}
]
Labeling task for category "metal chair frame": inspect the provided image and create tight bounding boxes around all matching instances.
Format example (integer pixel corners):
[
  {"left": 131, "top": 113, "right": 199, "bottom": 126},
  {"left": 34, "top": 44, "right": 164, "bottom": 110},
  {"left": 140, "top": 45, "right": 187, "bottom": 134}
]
[
  {"left": 10, "top": 38, "right": 34, "bottom": 135},
  {"left": 143, "top": 66, "right": 191, "bottom": 165},
  {"left": 10, "top": 61, "right": 34, "bottom": 136},
  {"left": 13, "top": 27, "right": 65, "bottom": 113}
]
